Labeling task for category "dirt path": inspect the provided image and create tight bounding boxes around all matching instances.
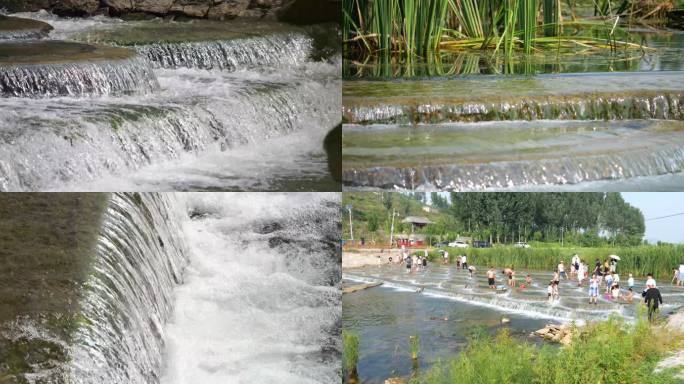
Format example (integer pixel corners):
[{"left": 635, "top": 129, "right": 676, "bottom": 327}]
[{"left": 342, "top": 248, "right": 405, "bottom": 269}]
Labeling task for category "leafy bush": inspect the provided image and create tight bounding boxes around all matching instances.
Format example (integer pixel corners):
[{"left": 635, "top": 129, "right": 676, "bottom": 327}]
[{"left": 410, "top": 314, "right": 684, "bottom": 384}]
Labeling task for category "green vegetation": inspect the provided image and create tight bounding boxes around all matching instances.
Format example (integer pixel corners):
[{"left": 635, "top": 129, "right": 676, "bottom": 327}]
[
  {"left": 342, "top": 192, "right": 456, "bottom": 242},
  {"left": 343, "top": 0, "right": 649, "bottom": 68},
  {"left": 343, "top": 330, "right": 360, "bottom": 379},
  {"left": 0, "top": 194, "right": 109, "bottom": 382},
  {"left": 410, "top": 334, "right": 420, "bottom": 360},
  {"left": 343, "top": 192, "right": 645, "bottom": 247},
  {"left": 425, "top": 244, "right": 684, "bottom": 279},
  {"left": 450, "top": 192, "right": 645, "bottom": 247},
  {"left": 410, "top": 314, "right": 684, "bottom": 384}
]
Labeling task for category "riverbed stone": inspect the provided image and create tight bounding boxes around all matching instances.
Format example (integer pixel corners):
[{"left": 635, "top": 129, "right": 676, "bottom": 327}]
[
  {"left": 52, "top": 0, "right": 100, "bottom": 14},
  {"left": 1, "top": 0, "right": 337, "bottom": 23},
  {"left": 0, "top": 15, "right": 54, "bottom": 40},
  {"left": 207, "top": 0, "right": 250, "bottom": 19}
]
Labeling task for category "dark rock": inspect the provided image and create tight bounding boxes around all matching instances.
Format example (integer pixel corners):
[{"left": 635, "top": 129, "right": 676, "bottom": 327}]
[
  {"left": 1, "top": 0, "right": 338, "bottom": 21},
  {"left": 52, "top": 0, "right": 100, "bottom": 15},
  {"left": 323, "top": 124, "right": 341, "bottom": 183},
  {"left": 277, "top": 0, "right": 341, "bottom": 24},
  {"left": 207, "top": 0, "right": 250, "bottom": 19},
  {"left": 134, "top": 0, "right": 174, "bottom": 14}
]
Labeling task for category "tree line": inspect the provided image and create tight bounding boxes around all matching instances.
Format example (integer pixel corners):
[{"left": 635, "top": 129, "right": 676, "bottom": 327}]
[{"left": 408, "top": 193, "right": 645, "bottom": 246}]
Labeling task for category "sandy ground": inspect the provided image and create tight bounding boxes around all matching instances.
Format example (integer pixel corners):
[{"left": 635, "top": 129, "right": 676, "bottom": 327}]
[{"left": 342, "top": 248, "right": 407, "bottom": 269}]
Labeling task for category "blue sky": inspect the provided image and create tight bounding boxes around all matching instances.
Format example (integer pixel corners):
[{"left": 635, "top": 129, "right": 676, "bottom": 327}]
[{"left": 622, "top": 193, "right": 684, "bottom": 244}]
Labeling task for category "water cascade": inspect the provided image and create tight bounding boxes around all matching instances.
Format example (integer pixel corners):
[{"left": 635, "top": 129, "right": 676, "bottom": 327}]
[
  {"left": 137, "top": 34, "right": 314, "bottom": 70},
  {"left": 0, "top": 193, "right": 342, "bottom": 383},
  {"left": 0, "top": 14, "right": 341, "bottom": 191},
  {"left": 343, "top": 71, "right": 684, "bottom": 190}
]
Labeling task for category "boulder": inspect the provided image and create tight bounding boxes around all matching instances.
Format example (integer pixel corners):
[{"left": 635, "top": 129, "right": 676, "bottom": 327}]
[
  {"left": 207, "top": 0, "right": 250, "bottom": 19},
  {"left": 533, "top": 324, "right": 574, "bottom": 346},
  {"left": 52, "top": 0, "right": 100, "bottom": 14},
  {"left": 134, "top": 0, "right": 174, "bottom": 14},
  {"left": 169, "top": 3, "right": 210, "bottom": 17},
  {"left": 104, "top": 0, "right": 134, "bottom": 13}
]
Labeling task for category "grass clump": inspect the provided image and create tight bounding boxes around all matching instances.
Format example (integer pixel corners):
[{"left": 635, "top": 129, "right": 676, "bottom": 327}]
[
  {"left": 410, "top": 315, "right": 684, "bottom": 384},
  {"left": 343, "top": 330, "right": 360, "bottom": 379},
  {"left": 343, "top": 0, "right": 647, "bottom": 63},
  {"left": 410, "top": 334, "right": 420, "bottom": 360}
]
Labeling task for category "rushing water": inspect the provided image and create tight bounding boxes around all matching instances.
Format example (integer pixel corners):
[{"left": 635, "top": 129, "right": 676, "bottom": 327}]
[
  {"left": 0, "top": 192, "right": 341, "bottom": 383},
  {"left": 343, "top": 263, "right": 684, "bottom": 383},
  {"left": 0, "top": 13, "right": 341, "bottom": 191},
  {"left": 161, "top": 193, "right": 341, "bottom": 384},
  {"left": 342, "top": 27, "right": 684, "bottom": 191},
  {"left": 343, "top": 72, "right": 684, "bottom": 191}
]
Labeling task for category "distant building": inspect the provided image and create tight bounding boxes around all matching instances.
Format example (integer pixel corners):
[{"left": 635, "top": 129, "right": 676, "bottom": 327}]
[
  {"left": 422, "top": 206, "right": 431, "bottom": 213},
  {"left": 395, "top": 234, "right": 426, "bottom": 247},
  {"left": 402, "top": 216, "right": 433, "bottom": 232}
]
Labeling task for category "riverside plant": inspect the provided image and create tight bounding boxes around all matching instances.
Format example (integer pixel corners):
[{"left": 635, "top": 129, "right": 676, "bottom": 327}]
[
  {"left": 409, "top": 314, "right": 684, "bottom": 384},
  {"left": 410, "top": 334, "right": 420, "bottom": 360},
  {"left": 343, "top": 0, "right": 646, "bottom": 65},
  {"left": 343, "top": 330, "right": 360, "bottom": 381}
]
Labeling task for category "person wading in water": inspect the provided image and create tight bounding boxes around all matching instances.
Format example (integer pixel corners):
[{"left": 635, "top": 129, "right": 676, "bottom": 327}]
[
  {"left": 643, "top": 282, "right": 663, "bottom": 322},
  {"left": 487, "top": 267, "right": 496, "bottom": 290}
]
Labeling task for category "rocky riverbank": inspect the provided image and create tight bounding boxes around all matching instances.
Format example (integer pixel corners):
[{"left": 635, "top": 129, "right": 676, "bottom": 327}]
[{"left": 0, "top": 0, "right": 339, "bottom": 23}]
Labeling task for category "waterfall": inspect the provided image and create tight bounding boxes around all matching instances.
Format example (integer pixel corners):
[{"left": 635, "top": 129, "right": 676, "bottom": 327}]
[
  {"left": 137, "top": 34, "right": 313, "bottom": 70},
  {"left": 343, "top": 93, "right": 684, "bottom": 124},
  {"left": 0, "top": 193, "right": 341, "bottom": 383},
  {"left": 68, "top": 193, "right": 188, "bottom": 384},
  {"left": 0, "top": 65, "right": 340, "bottom": 191},
  {"left": 343, "top": 145, "right": 684, "bottom": 191},
  {"left": 161, "top": 193, "right": 341, "bottom": 383},
  {"left": 0, "top": 56, "right": 159, "bottom": 97}
]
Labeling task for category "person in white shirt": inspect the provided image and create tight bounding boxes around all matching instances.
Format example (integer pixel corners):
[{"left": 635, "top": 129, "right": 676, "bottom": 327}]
[
  {"left": 558, "top": 261, "right": 567, "bottom": 280},
  {"left": 678, "top": 265, "right": 684, "bottom": 286},
  {"left": 627, "top": 273, "right": 635, "bottom": 289},
  {"left": 577, "top": 262, "right": 586, "bottom": 287},
  {"left": 462, "top": 254, "right": 468, "bottom": 270}
]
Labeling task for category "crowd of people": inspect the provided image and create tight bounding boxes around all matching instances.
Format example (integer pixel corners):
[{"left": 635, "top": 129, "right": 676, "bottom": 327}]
[{"left": 383, "top": 247, "right": 670, "bottom": 322}]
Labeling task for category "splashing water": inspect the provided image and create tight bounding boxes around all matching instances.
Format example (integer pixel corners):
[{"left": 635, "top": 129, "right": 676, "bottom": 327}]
[
  {"left": 161, "top": 193, "right": 341, "bottom": 384},
  {"left": 0, "top": 193, "right": 341, "bottom": 383},
  {"left": 0, "top": 13, "right": 341, "bottom": 191}
]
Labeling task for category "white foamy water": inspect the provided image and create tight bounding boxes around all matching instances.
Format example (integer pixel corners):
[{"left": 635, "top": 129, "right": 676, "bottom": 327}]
[
  {"left": 160, "top": 193, "right": 341, "bottom": 384},
  {"left": 0, "top": 13, "right": 340, "bottom": 191}
]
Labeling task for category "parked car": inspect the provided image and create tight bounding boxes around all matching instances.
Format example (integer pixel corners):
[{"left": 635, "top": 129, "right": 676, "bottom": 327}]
[
  {"left": 448, "top": 240, "right": 469, "bottom": 248},
  {"left": 514, "top": 241, "right": 531, "bottom": 248},
  {"left": 434, "top": 241, "right": 449, "bottom": 247},
  {"left": 472, "top": 240, "right": 491, "bottom": 248}
]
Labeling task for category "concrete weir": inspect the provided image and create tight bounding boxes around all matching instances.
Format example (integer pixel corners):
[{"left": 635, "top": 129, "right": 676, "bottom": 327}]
[
  {"left": 0, "top": 193, "right": 188, "bottom": 384},
  {"left": 0, "top": 41, "right": 158, "bottom": 97}
]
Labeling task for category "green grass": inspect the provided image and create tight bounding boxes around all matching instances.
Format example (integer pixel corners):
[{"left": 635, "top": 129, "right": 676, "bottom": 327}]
[
  {"left": 343, "top": 0, "right": 647, "bottom": 63},
  {"left": 410, "top": 314, "right": 684, "bottom": 384},
  {"left": 343, "top": 330, "right": 360, "bottom": 378},
  {"left": 410, "top": 334, "right": 420, "bottom": 359},
  {"left": 424, "top": 244, "right": 684, "bottom": 280}
]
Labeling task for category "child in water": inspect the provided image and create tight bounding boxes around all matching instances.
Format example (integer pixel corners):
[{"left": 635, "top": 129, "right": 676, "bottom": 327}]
[
  {"left": 547, "top": 281, "right": 554, "bottom": 303},
  {"left": 589, "top": 275, "right": 599, "bottom": 304},
  {"left": 626, "top": 288, "right": 634, "bottom": 303}
]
